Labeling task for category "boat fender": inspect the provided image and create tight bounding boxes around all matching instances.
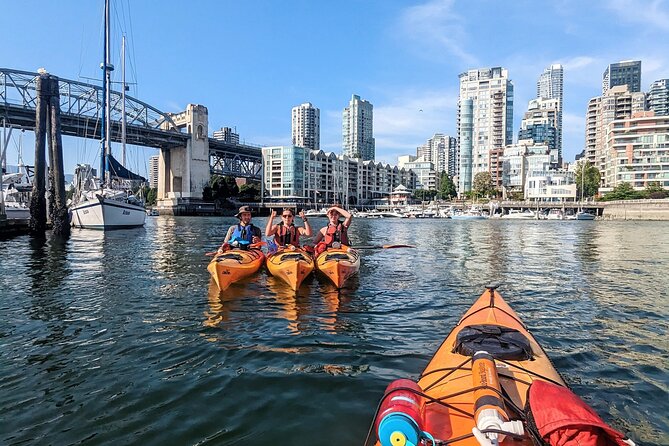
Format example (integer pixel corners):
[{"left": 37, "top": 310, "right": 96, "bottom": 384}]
[
  {"left": 375, "top": 379, "right": 435, "bottom": 446},
  {"left": 471, "top": 351, "right": 524, "bottom": 446}
]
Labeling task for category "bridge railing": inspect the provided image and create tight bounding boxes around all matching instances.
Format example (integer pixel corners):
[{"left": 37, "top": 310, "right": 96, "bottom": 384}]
[{"left": 0, "top": 67, "right": 177, "bottom": 132}]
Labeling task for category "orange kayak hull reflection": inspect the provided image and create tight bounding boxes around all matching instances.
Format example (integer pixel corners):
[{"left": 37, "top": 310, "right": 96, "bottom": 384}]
[
  {"left": 207, "top": 248, "right": 265, "bottom": 290},
  {"left": 266, "top": 247, "right": 315, "bottom": 291},
  {"left": 315, "top": 246, "right": 360, "bottom": 288}
]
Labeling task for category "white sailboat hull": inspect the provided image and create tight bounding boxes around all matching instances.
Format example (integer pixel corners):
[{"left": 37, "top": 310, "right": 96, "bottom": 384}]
[{"left": 70, "top": 196, "right": 146, "bottom": 229}]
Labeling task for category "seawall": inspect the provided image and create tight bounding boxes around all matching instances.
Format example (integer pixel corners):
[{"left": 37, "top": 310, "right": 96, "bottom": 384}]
[{"left": 601, "top": 199, "right": 669, "bottom": 220}]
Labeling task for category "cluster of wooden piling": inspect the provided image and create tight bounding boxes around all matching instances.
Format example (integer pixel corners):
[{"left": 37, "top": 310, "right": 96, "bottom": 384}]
[{"left": 30, "top": 73, "right": 70, "bottom": 237}]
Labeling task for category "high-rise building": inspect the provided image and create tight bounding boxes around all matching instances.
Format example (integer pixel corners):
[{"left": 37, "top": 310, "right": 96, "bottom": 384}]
[
  {"left": 212, "top": 127, "right": 240, "bottom": 144},
  {"left": 518, "top": 98, "right": 559, "bottom": 164},
  {"left": 648, "top": 79, "right": 669, "bottom": 116},
  {"left": 537, "top": 64, "right": 563, "bottom": 163},
  {"left": 416, "top": 133, "right": 457, "bottom": 175},
  {"left": 602, "top": 60, "right": 641, "bottom": 94},
  {"left": 584, "top": 85, "right": 647, "bottom": 178},
  {"left": 603, "top": 111, "right": 669, "bottom": 190},
  {"left": 342, "top": 94, "right": 375, "bottom": 160},
  {"left": 457, "top": 67, "right": 514, "bottom": 193},
  {"left": 291, "top": 102, "right": 320, "bottom": 150},
  {"left": 148, "top": 155, "right": 159, "bottom": 189}
]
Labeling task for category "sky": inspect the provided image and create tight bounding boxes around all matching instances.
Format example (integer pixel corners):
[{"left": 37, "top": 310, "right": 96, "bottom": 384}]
[{"left": 2, "top": 0, "right": 669, "bottom": 177}]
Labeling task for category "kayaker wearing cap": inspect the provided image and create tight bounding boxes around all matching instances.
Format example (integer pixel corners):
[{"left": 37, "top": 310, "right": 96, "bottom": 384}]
[
  {"left": 220, "top": 206, "right": 262, "bottom": 251},
  {"left": 265, "top": 208, "right": 312, "bottom": 247},
  {"left": 314, "top": 206, "right": 352, "bottom": 254}
]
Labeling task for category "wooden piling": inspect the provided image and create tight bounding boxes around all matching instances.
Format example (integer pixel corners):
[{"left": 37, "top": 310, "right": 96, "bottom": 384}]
[
  {"left": 47, "top": 75, "right": 70, "bottom": 237},
  {"left": 29, "top": 74, "right": 48, "bottom": 234}
]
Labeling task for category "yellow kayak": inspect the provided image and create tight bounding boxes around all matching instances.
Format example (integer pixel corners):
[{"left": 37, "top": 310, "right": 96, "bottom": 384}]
[
  {"left": 207, "top": 248, "right": 265, "bottom": 290},
  {"left": 315, "top": 245, "right": 360, "bottom": 288},
  {"left": 266, "top": 246, "right": 315, "bottom": 291},
  {"left": 370, "top": 287, "right": 567, "bottom": 446}
]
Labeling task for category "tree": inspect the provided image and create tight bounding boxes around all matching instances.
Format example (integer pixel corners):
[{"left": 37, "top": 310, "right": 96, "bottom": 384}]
[
  {"left": 575, "top": 161, "right": 600, "bottom": 199},
  {"left": 414, "top": 189, "right": 437, "bottom": 202},
  {"left": 644, "top": 182, "right": 668, "bottom": 199},
  {"left": 238, "top": 183, "right": 261, "bottom": 202},
  {"left": 600, "top": 182, "right": 644, "bottom": 201},
  {"left": 472, "top": 172, "right": 494, "bottom": 199},
  {"left": 438, "top": 171, "right": 457, "bottom": 200},
  {"left": 224, "top": 175, "right": 239, "bottom": 197}
]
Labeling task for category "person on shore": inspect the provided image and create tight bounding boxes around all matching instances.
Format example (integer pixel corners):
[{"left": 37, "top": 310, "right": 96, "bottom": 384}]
[
  {"left": 314, "top": 206, "right": 352, "bottom": 254},
  {"left": 220, "top": 206, "right": 262, "bottom": 251},
  {"left": 265, "top": 208, "right": 312, "bottom": 249}
]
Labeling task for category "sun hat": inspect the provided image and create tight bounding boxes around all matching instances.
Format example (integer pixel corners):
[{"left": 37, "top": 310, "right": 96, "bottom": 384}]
[{"left": 235, "top": 205, "right": 253, "bottom": 218}]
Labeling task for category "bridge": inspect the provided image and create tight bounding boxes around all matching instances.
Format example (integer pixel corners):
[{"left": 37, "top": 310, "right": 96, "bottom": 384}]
[{"left": 0, "top": 68, "right": 262, "bottom": 213}]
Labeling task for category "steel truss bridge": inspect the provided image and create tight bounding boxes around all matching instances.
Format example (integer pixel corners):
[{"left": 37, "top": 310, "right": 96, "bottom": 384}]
[{"left": 0, "top": 68, "right": 261, "bottom": 179}]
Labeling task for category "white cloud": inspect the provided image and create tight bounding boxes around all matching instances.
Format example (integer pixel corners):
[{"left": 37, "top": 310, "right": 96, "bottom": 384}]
[
  {"left": 606, "top": 0, "right": 669, "bottom": 31},
  {"left": 399, "top": 0, "right": 477, "bottom": 66}
]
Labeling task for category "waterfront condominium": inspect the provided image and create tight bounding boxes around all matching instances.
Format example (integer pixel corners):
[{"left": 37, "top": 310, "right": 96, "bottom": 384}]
[
  {"left": 291, "top": 102, "right": 320, "bottom": 151},
  {"left": 457, "top": 67, "right": 514, "bottom": 194},
  {"left": 602, "top": 60, "right": 641, "bottom": 94},
  {"left": 648, "top": 79, "right": 669, "bottom": 116},
  {"left": 603, "top": 111, "right": 669, "bottom": 190},
  {"left": 342, "top": 94, "right": 375, "bottom": 161},
  {"left": 584, "top": 84, "right": 647, "bottom": 179},
  {"left": 518, "top": 97, "right": 559, "bottom": 165},
  {"left": 148, "top": 155, "right": 159, "bottom": 189},
  {"left": 416, "top": 133, "right": 458, "bottom": 177},
  {"left": 537, "top": 64, "right": 563, "bottom": 164}
]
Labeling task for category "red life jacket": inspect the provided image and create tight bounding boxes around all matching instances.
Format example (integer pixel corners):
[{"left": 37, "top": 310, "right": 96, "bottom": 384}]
[
  {"left": 275, "top": 222, "right": 300, "bottom": 247},
  {"left": 526, "top": 380, "right": 633, "bottom": 446},
  {"left": 324, "top": 221, "right": 349, "bottom": 246}
]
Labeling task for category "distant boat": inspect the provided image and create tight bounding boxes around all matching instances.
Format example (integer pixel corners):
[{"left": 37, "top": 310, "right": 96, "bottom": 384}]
[
  {"left": 69, "top": 0, "right": 146, "bottom": 230},
  {"left": 575, "top": 210, "right": 595, "bottom": 220},
  {"left": 546, "top": 209, "right": 564, "bottom": 220},
  {"left": 503, "top": 209, "right": 537, "bottom": 219}
]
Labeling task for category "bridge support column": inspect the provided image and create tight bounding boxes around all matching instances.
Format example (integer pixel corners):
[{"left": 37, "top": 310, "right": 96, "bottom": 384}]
[{"left": 156, "top": 104, "right": 211, "bottom": 215}]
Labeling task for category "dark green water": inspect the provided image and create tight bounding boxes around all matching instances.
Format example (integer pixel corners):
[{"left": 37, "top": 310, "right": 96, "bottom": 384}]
[{"left": 1, "top": 217, "right": 668, "bottom": 445}]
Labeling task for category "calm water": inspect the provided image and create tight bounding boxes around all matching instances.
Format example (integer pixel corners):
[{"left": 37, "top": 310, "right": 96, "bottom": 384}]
[{"left": 1, "top": 217, "right": 668, "bottom": 445}]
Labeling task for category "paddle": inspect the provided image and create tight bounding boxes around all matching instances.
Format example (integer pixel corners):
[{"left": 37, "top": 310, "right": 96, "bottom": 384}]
[
  {"left": 353, "top": 244, "right": 416, "bottom": 250},
  {"left": 205, "top": 241, "right": 267, "bottom": 256}
]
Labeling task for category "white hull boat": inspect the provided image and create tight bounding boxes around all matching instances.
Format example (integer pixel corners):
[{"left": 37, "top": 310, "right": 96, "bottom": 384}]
[
  {"left": 576, "top": 211, "right": 595, "bottom": 220},
  {"left": 70, "top": 190, "right": 146, "bottom": 229}
]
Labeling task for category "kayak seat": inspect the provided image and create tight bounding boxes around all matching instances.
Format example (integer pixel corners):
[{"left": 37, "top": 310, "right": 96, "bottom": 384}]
[
  {"left": 278, "top": 253, "right": 308, "bottom": 262},
  {"left": 324, "top": 253, "right": 350, "bottom": 262},
  {"left": 454, "top": 324, "right": 533, "bottom": 361},
  {"left": 217, "top": 253, "right": 244, "bottom": 263}
]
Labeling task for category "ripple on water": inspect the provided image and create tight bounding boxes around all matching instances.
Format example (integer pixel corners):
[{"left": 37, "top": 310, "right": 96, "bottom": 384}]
[{"left": 1, "top": 219, "right": 668, "bottom": 445}]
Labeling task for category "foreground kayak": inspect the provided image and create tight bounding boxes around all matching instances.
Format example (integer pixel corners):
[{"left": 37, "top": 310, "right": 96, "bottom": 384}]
[
  {"left": 315, "top": 246, "right": 360, "bottom": 288},
  {"left": 207, "top": 248, "right": 265, "bottom": 290},
  {"left": 266, "top": 246, "right": 315, "bottom": 290},
  {"left": 368, "top": 286, "right": 634, "bottom": 446}
]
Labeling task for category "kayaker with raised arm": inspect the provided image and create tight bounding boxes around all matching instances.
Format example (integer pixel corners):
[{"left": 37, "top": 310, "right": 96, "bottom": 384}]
[
  {"left": 265, "top": 208, "right": 312, "bottom": 247},
  {"left": 314, "top": 206, "right": 352, "bottom": 255},
  {"left": 220, "top": 206, "right": 262, "bottom": 251}
]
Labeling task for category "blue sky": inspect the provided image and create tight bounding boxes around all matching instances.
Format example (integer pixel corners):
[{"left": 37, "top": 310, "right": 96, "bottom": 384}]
[{"left": 2, "top": 0, "right": 669, "bottom": 176}]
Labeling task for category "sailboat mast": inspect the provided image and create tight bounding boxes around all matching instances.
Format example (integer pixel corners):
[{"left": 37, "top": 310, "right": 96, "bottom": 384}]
[
  {"left": 103, "top": 0, "right": 113, "bottom": 186},
  {"left": 121, "top": 34, "right": 127, "bottom": 167}
]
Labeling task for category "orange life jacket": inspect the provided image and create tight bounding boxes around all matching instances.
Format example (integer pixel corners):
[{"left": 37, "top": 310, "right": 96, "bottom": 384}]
[
  {"left": 324, "top": 221, "right": 349, "bottom": 246},
  {"left": 275, "top": 222, "right": 300, "bottom": 247}
]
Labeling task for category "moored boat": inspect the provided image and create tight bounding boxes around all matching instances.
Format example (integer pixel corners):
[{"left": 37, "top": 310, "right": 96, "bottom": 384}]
[
  {"left": 207, "top": 248, "right": 265, "bottom": 290},
  {"left": 315, "top": 245, "right": 360, "bottom": 288},
  {"left": 367, "top": 286, "right": 634, "bottom": 446},
  {"left": 266, "top": 246, "right": 314, "bottom": 291}
]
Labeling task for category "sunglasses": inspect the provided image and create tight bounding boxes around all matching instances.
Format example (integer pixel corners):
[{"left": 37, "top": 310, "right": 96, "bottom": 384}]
[{"left": 282, "top": 214, "right": 293, "bottom": 218}]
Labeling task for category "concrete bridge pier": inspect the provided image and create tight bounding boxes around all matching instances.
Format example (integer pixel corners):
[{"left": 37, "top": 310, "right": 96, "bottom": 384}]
[{"left": 157, "top": 104, "right": 211, "bottom": 215}]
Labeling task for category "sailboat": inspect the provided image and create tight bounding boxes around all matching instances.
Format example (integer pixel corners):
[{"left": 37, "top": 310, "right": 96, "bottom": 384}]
[
  {"left": 70, "top": 0, "right": 146, "bottom": 229},
  {"left": 576, "top": 161, "right": 595, "bottom": 221},
  {"left": 1, "top": 133, "right": 32, "bottom": 220}
]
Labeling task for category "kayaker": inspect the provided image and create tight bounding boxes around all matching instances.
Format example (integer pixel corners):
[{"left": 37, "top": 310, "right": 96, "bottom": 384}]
[
  {"left": 265, "top": 208, "right": 312, "bottom": 247},
  {"left": 220, "top": 206, "right": 262, "bottom": 251},
  {"left": 314, "top": 206, "right": 352, "bottom": 254}
]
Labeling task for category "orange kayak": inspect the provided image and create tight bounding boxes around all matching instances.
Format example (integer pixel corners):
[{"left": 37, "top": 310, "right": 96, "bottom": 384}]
[
  {"left": 315, "top": 245, "right": 360, "bottom": 288},
  {"left": 370, "top": 286, "right": 566, "bottom": 446},
  {"left": 207, "top": 248, "right": 265, "bottom": 290},
  {"left": 266, "top": 246, "right": 315, "bottom": 291}
]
